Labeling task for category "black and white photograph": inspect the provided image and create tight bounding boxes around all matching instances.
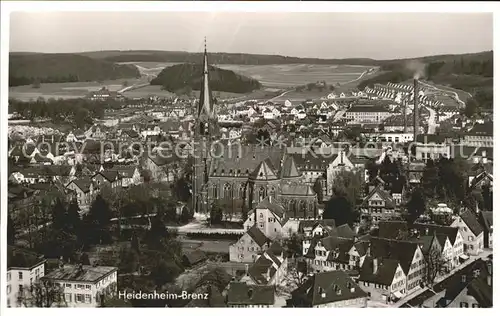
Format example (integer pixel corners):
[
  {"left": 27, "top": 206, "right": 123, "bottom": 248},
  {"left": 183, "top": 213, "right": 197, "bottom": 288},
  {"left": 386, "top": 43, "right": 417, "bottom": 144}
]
[{"left": 1, "top": 2, "right": 495, "bottom": 310}]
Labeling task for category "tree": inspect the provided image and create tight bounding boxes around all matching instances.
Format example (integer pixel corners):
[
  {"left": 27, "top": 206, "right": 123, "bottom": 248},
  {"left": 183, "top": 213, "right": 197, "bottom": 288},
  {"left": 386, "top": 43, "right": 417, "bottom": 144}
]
[
  {"left": 423, "top": 246, "right": 448, "bottom": 286},
  {"left": 87, "top": 195, "right": 113, "bottom": 245},
  {"left": 328, "top": 170, "right": 363, "bottom": 209},
  {"left": 323, "top": 196, "right": 355, "bottom": 226},
  {"left": 406, "top": 187, "right": 426, "bottom": 221},
  {"left": 284, "top": 260, "right": 312, "bottom": 291},
  {"left": 119, "top": 246, "right": 139, "bottom": 274},
  {"left": 209, "top": 202, "right": 223, "bottom": 225},
  {"left": 284, "top": 234, "right": 303, "bottom": 258},
  {"left": 481, "top": 183, "right": 493, "bottom": 212},
  {"left": 422, "top": 159, "right": 439, "bottom": 198},
  {"left": 180, "top": 206, "right": 193, "bottom": 223},
  {"left": 80, "top": 253, "right": 91, "bottom": 265},
  {"left": 18, "top": 280, "right": 66, "bottom": 307},
  {"left": 464, "top": 97, "right": 479, "bottom": 118},
  {"left": 7, "top": 213, "right": 16, "bottom": 245},
  {"left": 65, "top": 199, "right": 82, "bottom": 235},
  {"left": 365, "top": 159, "right": 379, "bottom": 183},
  {"left": 51, "top": 199, "right": 67, "bottom": 231},
  {"left": 150, "top": 260, "right": 182, "bottom": 289},
  {"left": 131, "top": 232, "right": 141, "bottom": 254}
]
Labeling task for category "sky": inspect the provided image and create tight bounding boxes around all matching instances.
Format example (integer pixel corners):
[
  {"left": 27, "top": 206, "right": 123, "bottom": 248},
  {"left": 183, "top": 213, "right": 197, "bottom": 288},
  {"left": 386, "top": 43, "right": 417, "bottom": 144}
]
[{"left": 9, "top": 12, "right": 493, "bottom": 60}]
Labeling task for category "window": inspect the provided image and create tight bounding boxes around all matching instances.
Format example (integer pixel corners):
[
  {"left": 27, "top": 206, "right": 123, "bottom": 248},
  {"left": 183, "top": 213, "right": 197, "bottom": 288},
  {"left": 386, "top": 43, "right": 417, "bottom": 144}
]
[
  {"left": 85, "top": 294, "right": 92, "bottom": 303},
  {"left": 7, "top": 285, "right": 11, "bottom": 294},
  {"left": 472, "top": 304, "right": 479, "bottom": 308},
  {"left": 460, "top": 302, "right": 469, "bottom": 308},
  {"left": 66, "top": 283, "right": 71, "bottom": 289},
  {"left": 65, "top": 293, "right": 72, "bottom": 302},
  {"left": 468, "top": 236, "right": 474, "bottom": 242},
  {"left": 18, "top": 272, "right": 23, "bottom": 280},
  {"left": 19, "top": 285, "right": 23, "bottom": 293},
  {"left": 75, "top": 294, "right": 85, "bottom": 303},
  {"left": 259, "top": 223, "right": 264, "bottom": 228},
  {"left": 7, "top": 272, "right": 11, "bottom": 281}
]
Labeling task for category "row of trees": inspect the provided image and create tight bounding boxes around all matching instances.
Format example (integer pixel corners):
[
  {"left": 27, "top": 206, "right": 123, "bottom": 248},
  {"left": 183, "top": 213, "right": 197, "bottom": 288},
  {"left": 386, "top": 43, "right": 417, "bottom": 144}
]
[{"left": 8, "top": 97, "right": 124, "bottom": 128}]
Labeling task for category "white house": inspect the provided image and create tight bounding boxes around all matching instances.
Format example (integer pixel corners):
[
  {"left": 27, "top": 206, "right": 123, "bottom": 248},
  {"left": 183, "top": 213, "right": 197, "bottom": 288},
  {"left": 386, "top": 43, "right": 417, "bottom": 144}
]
[
  {"left": 7, "top": 247, "right": 46, "bottom": 308},
  {"left": 42, "top": 264, "right": 118, "bottom": 307},
  {"left": 451, "top": 210, "right": 484, "bottom": 256},
  {"left": 243, "top": 197, "right": 288, "bottom": 240}
]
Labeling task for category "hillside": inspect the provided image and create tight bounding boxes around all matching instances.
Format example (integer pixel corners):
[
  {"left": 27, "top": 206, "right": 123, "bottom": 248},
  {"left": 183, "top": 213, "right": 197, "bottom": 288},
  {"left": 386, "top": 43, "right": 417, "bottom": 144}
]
[
  {"left": 150, "top": 63, "right": 262, "bottom": 94},
  {"left": 357, "top": 51, "right": 493, "bottom": 110},
  {"left": 9, "top": 53, "right": 140, "bottom": 87}
]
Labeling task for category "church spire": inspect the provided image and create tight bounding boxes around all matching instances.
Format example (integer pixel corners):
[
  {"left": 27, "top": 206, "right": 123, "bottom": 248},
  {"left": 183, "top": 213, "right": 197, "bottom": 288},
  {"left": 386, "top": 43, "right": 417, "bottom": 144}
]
[{"left": 198, "top": 37, "right": 214, "bottom": 119}]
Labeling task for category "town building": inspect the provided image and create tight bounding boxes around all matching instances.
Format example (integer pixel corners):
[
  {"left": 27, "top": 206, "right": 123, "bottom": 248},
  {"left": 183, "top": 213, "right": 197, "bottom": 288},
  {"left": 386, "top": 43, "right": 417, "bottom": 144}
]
[
  {"left": 290, "top": 270, "right": 368, "bottom": 307},
  {"left": 450, "top": 210, "right": 484, "bottom": 256},
  {"left": 226, "top": 282, "right": 275, "bottom": 307},
  {"left": 42, "top": 264, "right": 118, "bottom": 307},
  {"left": 7, "top": 247, "right": 46, "bottom": 308}
]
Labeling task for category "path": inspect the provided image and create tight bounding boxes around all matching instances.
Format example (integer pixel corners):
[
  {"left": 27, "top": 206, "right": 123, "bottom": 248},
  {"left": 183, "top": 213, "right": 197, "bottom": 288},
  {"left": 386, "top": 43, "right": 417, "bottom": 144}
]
[
  {"left": 267, "top": 89, "right": 293, "bottom": 102},
  {"left": 418, "top": 80, "right": 467, "bottom": 108}
]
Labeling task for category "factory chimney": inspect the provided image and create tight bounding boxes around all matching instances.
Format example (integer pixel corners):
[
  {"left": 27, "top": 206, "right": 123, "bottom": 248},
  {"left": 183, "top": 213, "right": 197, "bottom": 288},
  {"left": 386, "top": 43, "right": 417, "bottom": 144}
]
[{"left": 413, "top": 79, "right": 419, "bottom": 142}]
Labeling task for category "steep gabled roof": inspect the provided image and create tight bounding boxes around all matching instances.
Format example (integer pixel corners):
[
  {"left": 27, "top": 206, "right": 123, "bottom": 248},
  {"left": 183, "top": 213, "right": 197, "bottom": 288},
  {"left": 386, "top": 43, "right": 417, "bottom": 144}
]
[
  {"left": 358, "top": 256, "right": 400, "bottom": 286},
  {"left": 280, "top": 154, "right": 302, "bottom": 178},
  {"left": 369, "top": 237, "right": 420, "bottom": 274},
  {"left": 249, "top": 158, "right": 278, "bottom": 181},
  {"left": 459, "top": 209, "right": 484, "bottom": 237},
  {"left": 479, "top": 211, "right": 493, "bottom": 233},
  {"left": 291, "top": 270, "right": 367, "bottom": 307},
  {"left": 246, "top": 225, "right": 270, "bottom": 247},
  {"left": 227, "top": 282, "right": 275, "bottom": 306},
  {"left": 255, "top": 196, "right": 285, "bottom": 217}
]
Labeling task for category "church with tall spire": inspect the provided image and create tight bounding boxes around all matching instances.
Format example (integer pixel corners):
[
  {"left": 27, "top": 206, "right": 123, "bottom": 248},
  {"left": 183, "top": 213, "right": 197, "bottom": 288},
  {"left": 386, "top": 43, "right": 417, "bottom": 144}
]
[
  {"left": 192, "top": 38, "right": 218, "bottom": 213},
  {"left": 191, "top": 39, "right": 318, "bottom": 219}
]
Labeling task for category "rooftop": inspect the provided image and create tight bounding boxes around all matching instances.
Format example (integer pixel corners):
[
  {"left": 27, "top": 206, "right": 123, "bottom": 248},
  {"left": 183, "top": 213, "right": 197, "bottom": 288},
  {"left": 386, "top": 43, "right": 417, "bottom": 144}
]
[{"left": 43, "top": 264, "right": 117, "bottom": 283}]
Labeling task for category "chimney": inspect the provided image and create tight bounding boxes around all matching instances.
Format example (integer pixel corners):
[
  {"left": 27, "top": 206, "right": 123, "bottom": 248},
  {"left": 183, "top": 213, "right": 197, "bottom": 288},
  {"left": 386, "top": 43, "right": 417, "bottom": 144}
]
[
  {"left": 413, "top": 79, "right": 419, "bottom": 141},
  {"left": 373, "top": 257, "right": 378, "bottom": 274}
]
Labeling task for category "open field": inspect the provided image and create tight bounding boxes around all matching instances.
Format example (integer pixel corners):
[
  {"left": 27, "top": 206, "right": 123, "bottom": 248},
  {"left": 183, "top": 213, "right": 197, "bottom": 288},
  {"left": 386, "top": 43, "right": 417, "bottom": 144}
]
[
  {"left": 120, "top": 62, "right": 374, "bottom": 88},
  {"left": 9, "top": 78, "right": 147, "bottom": 101}
]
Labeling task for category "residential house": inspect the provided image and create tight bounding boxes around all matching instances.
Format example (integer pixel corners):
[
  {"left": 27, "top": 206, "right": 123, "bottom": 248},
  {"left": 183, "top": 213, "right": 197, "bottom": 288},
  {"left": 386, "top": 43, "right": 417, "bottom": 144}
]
[
  {"left": 240, "top": 243, "right": 287, "bottom": 286},
  {"left": 42, "top": 264, "right": 117, "bottom": 307},
  {"left": 229, "top": 225, "right": 271, "bottom": 263},
  {"left": 434, "top": 259, "right": 492, "bottom": 308},
  {"left": 357, "top": 257, "right": 407, "bottom": 303},
  {"left": 359, "top": 185, "right": 398, "bottom": 224},
  {"left": 7, "top": 246, "right": 46, "bottom": 308},
  {"left": 92, "top": 170, "right": 122, "bottom": 191},
  {"left": 66, "top": 179, "right": 95, "bottom": 210},
  {"left": 243, "top": 196, "right": 289, "bottom": 240},
  {"left": 451, "top": 209, "right": 484, "bottom": 256},
  {"left": 226, "top": 282, "right": 275, "bottom": 307},
  {"left": 290, "top": 270, "right": 368, "bottom": 307},
  {"left": 462, "top": 122, "right": 493, "bottom": 148},
  {"left": 478, "top": 211, "right": 492, "bottom": 249}
]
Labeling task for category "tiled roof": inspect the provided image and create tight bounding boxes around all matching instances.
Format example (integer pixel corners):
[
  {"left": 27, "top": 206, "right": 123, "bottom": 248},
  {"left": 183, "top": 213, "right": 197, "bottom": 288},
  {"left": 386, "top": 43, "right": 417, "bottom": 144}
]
[
  {"left": 226, "top": 282, "right": 275, "bottom": 306},
  {"left": 280, "top": 155, "right": 302, "bottom": 178},
  {"left": 246, "top": 225, "right": 270, "bottom": 247},
  {"left": 255, "top": 196, "right": 285, "bottom": 217},
  {"left": 459, "top": 209, "right": 484, "bottom": 237},
  {"left": 43, "top": 265, "right": 116, "bottom": 282},
  {"left": 358, "top": 257, "right": 400, "bottom": 286},
  {"left": 291, "top": 270, "right": 367, "bottom": 306},
  {"left": 369, "top": 237, "right": 420, "bottom": 274}
]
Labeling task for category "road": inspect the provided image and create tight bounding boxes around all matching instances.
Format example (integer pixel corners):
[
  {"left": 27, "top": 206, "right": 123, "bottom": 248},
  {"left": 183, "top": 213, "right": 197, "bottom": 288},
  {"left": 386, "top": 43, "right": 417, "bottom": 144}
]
[
  {"left": 267, "top": 89, "right": 293, "bottom": 102},
  {"left": 418, "top": 80, "right": 467, "bottom": 108}
]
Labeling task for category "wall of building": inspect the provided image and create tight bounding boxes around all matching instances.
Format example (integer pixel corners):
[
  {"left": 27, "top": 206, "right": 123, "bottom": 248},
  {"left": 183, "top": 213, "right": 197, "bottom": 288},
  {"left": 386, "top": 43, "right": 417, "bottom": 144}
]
[
  {"left": 53, "top": 270, "right": 117, "bottom": 307},
  {"left": 7, "top": 263, "right": 45, "bottom": 307},
  {"left": 229, "top": 233, "right": 266, "bottom": 263},
  {"left": 314, "top": 297, "right": 367, "bottom": 308}
]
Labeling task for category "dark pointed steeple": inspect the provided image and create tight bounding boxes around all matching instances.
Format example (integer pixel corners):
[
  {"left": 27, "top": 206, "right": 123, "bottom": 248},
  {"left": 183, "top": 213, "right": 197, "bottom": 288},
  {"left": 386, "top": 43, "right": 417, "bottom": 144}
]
[{"left": 198, "top": 37, "right": 214, "bottom": 120}]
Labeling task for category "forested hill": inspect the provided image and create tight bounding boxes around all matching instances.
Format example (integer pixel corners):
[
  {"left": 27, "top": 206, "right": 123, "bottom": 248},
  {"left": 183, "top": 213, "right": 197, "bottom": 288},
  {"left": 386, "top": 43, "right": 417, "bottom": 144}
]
[
  {"left": 80, "top": 50, "right": 378, "bottom": 66},
  {"left": 9, "top": 53, "right": 140, "bottom": 87},
  {"left": 150, "top": 63, "right": 262, "bottom": 94}
]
